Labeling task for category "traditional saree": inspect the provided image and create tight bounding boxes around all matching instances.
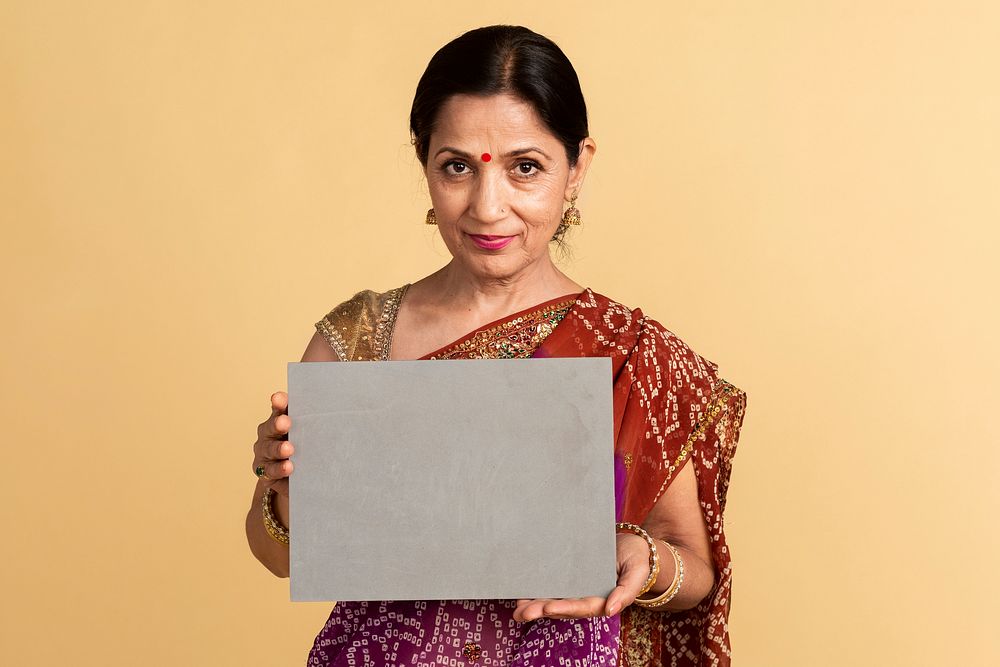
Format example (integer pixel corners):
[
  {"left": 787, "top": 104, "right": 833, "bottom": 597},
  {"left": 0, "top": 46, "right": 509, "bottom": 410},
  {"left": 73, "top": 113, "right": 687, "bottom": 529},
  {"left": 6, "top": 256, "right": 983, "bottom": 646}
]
[{"left": 307, "top": 285, "right": 748, "bottom": 667}]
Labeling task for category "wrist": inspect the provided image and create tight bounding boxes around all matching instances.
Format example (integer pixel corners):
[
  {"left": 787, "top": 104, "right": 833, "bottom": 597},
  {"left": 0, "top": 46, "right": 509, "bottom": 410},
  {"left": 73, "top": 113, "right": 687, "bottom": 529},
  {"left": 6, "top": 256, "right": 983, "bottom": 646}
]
[
  {"left": 272, "top": 490, "right": 290, "bottom": 528},
  {"left": 615, "top": 522, "right": 660, "bottom": 596},
  {"left": 261, "top": 488, "right": 290, "bottom": 546},
  {"left": 633, "top": 538, "right": 684, "bottom": 609},
  {"left": 641, "top": 538, "right": 676, "bottom": 595}
]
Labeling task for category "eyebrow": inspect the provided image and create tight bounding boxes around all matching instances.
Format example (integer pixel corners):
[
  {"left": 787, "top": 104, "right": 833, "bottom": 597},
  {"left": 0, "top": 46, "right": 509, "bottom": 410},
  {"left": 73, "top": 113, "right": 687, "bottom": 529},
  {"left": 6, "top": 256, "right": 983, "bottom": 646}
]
[{"left": 434, "top": 145, "right": 552, "bottom": 161}]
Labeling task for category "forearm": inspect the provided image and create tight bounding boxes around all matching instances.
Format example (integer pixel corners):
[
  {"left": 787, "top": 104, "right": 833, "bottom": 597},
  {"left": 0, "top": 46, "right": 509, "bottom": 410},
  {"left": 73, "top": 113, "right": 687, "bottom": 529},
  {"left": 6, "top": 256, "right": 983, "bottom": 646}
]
[
  {"left": 641, "top": 537, "right": 716, "bottom": 612},
  {"left": 245, "top": 479, "right": 290, "bottom": 578}
]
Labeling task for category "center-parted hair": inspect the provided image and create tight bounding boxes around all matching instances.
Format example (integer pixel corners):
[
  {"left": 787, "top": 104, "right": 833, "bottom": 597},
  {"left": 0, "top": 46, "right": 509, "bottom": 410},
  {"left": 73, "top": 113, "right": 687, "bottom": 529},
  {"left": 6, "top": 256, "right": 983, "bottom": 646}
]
[{"left": 409, "top": 25, "right": 589, "bottom": 170}]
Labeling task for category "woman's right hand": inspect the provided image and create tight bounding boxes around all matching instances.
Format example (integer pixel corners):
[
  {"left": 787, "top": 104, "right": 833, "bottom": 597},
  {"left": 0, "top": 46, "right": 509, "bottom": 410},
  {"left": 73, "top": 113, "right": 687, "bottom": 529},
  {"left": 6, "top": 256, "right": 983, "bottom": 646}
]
[{"left": 253, "top": 391, "right": 295, "bottom": 497}]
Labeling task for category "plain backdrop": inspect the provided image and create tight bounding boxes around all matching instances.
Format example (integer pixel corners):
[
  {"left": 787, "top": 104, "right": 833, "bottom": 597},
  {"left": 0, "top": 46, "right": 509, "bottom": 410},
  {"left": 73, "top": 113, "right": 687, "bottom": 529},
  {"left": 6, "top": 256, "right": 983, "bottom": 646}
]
[{"left": 2, "top": 1, "right": 998, "bottom": 665}]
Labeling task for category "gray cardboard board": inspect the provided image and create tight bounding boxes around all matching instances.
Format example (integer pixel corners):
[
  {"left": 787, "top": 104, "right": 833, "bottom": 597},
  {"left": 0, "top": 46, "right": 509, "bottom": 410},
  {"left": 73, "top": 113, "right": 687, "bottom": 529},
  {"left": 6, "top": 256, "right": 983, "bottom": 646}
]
[{"left": 287, "top": 357, "right": 617, "bottom": 602}]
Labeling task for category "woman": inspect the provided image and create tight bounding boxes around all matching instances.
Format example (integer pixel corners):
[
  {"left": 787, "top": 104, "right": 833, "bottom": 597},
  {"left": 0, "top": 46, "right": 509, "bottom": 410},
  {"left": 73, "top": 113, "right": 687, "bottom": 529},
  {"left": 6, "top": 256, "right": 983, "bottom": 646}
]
[{"left": 246, "top": 25, "right": 747, "bottom": 667}]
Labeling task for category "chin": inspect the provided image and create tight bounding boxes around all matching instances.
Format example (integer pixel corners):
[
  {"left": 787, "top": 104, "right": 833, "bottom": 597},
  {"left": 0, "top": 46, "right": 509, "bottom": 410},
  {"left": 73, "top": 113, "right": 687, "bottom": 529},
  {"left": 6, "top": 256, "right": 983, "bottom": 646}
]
[{"left": 462, "top": 254, "right": 529, "bottom": 281}]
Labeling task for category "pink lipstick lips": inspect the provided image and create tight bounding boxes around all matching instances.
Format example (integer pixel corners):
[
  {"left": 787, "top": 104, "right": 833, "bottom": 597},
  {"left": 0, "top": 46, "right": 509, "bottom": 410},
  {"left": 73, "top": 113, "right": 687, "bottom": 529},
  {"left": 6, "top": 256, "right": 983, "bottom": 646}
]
[{"left": 468, "top": 234, "right": 515, "bottom": 250}]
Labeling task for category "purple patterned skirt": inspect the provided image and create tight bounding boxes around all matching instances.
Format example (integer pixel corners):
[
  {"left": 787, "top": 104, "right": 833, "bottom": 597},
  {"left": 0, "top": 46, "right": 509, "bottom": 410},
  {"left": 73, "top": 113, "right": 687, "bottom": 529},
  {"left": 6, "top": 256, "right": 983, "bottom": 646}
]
[{"left": 307, "top": 599, "right": 620, "bottom": 666}]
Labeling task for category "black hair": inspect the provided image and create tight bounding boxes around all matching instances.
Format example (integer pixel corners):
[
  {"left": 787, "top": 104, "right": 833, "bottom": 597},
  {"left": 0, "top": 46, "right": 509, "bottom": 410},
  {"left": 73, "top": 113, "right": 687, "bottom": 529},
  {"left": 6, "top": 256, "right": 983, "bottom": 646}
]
[{"left": 409, "top": 25, "right": 589, "bottom": 244}]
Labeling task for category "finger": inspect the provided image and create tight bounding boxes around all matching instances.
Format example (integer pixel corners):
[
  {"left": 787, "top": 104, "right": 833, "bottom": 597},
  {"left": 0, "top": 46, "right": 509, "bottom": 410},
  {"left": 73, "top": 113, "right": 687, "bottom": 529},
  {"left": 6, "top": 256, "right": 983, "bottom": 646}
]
[
  {"left": 513, "top": 599, "right": 552, "bottom": 623},
  {"left": 513, "top": 599, "right": 533, "bottom": 622},
  {"left": 267, "top": 439, "right": 294, "bottom": 461},
  {"left": 273, "top": 413, "right": 291, "bottom": 440},
  {"left": 604, "top": 584, "right": 630, "bottom": 616},
  {"left": 270, "top": 391, "right": 288, "bottom": 414},
  {"left": 541, "top": 597, "right": 606, "bottom": 619},
  {"left": 253, "top": 436, "right": 293, "bottom": 462},
  {"left": 269, "top": 478, "right": 289, "bottom": 498},
  {"left": 512, "top": 599, "right": 535, "bottom": 622},
  {"left": 257, "top": 413, "right": 291, "bottom": 442},
  {"left": 260, "top": 459, "right": 293, "bottom": 481},
  {"left": 607, "top": 558, "right": 651, "bottom": 614}
]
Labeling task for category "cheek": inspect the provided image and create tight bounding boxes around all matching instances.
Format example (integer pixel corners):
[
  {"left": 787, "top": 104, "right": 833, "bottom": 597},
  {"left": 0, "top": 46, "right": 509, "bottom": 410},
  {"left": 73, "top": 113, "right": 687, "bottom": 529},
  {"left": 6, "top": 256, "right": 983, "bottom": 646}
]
[
  {"left": 426, "top": 178, "right": 468, "bottom": 215},
  {"left": 518, "top": 183, "right": 564, "bottom": 228}
]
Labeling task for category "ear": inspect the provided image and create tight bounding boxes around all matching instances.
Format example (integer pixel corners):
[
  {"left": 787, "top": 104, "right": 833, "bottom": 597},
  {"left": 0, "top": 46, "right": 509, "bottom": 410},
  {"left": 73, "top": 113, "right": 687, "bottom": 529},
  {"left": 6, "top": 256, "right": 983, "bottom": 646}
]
[{"left": 565, "top": 137, "right": 597, "bottom": 200}]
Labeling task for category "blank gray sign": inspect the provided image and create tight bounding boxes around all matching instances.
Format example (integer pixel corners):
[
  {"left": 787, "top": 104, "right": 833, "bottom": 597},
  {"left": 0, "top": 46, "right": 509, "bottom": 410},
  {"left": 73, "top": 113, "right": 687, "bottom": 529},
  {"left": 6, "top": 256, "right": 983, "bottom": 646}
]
[{"left": 287, "top": 357, "right": 616, "bottom": 602}]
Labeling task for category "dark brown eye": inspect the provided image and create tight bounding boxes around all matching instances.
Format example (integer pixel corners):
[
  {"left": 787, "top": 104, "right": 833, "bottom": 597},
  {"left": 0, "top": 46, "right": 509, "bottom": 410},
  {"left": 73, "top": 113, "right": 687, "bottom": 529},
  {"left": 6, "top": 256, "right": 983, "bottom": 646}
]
[
  {"left": 516, "top": 161, "right": 540, "bottom": 176},
  {"left": 443, "top": 160, "right": 469, "bottom": 175}
]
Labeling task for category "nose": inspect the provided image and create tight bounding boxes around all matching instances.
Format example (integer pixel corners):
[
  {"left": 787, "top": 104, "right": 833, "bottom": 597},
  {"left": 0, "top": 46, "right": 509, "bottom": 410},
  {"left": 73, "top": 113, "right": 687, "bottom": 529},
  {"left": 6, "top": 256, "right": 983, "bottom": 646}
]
[{"left": 468, "top": 170, "right": 508, "bottom": 224}]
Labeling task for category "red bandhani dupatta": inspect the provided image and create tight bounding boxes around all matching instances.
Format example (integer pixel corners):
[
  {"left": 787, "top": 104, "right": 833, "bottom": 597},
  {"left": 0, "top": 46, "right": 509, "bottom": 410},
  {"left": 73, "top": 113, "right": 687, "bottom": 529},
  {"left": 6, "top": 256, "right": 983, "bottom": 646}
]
[{"left": 529, "top": 288, "right": 748, "bottom": 667}]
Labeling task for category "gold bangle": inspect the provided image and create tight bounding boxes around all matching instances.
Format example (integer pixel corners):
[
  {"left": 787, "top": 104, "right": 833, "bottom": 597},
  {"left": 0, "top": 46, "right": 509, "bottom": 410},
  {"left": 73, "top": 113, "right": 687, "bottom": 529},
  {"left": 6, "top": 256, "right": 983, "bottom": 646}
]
[
  {"left": 615, "top": 522, "right": 660, "bottom": 596},
  {"left": 261, "top": 488, "right": 289, "bottom": 546},
  {"left": 633, "top": 539, "right": 684, "bottom": 609}
]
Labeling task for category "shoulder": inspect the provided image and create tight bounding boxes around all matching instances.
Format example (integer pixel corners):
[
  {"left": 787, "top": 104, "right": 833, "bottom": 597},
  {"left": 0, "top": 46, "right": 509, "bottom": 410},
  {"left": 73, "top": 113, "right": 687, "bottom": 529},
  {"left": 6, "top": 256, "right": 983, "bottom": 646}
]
[
  {"left": 585, "top": 289, "right": 717, "bottom": 371},
  {"left": 313, "top": 285, "right": 409, "bottom": 361},
  {"left": 634, "top": 312, "right": 748, "bottom": 438},
  {"left": 315, "top": 288, "right": 380, "bottom": 329},
  {"left": 586, "top": 289, "right": 738, "bottom": 403},
  {"left": 636, "top": 313, "right": 749, "bottom": 484},
  {"left": 640, "top": 316, "right": 719, "bottom": 384}
]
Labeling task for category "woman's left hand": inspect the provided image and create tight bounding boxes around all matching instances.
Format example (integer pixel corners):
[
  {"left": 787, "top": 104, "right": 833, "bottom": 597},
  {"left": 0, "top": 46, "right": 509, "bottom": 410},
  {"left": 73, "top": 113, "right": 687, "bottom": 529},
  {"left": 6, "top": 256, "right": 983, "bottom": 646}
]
[{"left": 512, "top": 532, "right": 651, "bottom": 622}]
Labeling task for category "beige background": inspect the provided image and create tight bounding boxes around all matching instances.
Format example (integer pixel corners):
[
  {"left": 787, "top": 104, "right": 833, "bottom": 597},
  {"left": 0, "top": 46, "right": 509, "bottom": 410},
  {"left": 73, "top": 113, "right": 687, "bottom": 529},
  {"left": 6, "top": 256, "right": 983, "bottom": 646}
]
[{"left": 2, "top": 1, "right": 997, "bottom": 665}]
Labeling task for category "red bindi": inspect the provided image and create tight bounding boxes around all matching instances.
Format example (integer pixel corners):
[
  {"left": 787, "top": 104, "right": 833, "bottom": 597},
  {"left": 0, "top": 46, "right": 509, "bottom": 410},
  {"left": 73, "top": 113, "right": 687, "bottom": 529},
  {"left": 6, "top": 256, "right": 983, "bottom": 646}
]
[{"left": 481, "top": 152, "right": 492, "bottom": 162}]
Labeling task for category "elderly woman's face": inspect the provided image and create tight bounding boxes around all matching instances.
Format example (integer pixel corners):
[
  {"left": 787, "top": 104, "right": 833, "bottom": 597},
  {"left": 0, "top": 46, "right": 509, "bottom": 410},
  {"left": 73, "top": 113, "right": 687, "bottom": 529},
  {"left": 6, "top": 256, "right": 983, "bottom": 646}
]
[{"left": 424, "top": 93, "right": 593, "bottom": 282}]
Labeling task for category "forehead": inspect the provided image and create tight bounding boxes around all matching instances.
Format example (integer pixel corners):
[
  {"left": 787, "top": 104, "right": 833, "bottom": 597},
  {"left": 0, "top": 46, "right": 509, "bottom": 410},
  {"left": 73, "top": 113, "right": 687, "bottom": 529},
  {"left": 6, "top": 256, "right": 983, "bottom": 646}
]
[{"left": 431, "top": 93, "right": 557, "bottom": 147}]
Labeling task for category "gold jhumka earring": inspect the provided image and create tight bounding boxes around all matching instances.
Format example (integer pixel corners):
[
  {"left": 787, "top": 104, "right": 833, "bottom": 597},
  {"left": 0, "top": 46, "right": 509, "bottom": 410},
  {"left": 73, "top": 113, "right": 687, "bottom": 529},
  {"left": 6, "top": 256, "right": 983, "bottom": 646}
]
[
  {"left": 425, "top": 208, "right": 437, "bottom": 225},
  {"left": 561, "top": 192, "right": 581, "bottom": 226}
]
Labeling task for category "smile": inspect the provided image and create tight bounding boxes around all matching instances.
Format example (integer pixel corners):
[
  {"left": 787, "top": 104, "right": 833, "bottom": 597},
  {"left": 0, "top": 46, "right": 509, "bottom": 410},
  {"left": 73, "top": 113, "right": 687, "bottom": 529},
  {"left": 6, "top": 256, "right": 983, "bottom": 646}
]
[{"left": 467, "top": 234, "right": 515, "bottom": 250}]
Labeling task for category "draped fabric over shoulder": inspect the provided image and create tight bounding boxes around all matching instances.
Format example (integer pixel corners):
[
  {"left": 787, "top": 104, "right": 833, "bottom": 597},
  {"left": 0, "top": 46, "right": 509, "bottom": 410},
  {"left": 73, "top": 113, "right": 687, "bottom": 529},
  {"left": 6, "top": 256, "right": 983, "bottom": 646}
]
[
  {"left": 308, "top": 286, "right": 747, "bottom": 667},
  {"left": 530, "top": 289, "right": 747, "bottom": 667}
]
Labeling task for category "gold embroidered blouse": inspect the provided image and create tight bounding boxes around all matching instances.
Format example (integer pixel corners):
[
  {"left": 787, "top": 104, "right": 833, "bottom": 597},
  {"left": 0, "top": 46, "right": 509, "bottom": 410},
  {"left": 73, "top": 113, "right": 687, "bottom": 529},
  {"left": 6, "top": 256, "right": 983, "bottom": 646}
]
[{"left": 314, "top": 284, "right": 576, "bottom": 362}]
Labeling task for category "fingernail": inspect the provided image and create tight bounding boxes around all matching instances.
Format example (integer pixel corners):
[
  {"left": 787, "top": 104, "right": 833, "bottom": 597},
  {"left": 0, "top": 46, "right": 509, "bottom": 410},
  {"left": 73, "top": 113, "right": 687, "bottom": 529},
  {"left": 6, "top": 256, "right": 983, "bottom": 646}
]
[{"left": 607, "top": 603, "right": 619, "bottom": 616}]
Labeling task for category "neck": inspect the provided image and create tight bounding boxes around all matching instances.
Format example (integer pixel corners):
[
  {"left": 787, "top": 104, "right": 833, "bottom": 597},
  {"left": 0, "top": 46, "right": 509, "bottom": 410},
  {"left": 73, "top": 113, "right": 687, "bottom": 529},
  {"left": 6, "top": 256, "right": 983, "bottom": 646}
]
[{"left": 429, "top": 255, "right": 582, "bottom": 319}]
